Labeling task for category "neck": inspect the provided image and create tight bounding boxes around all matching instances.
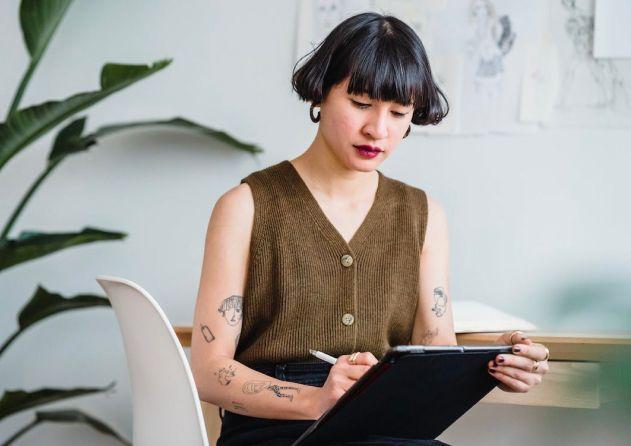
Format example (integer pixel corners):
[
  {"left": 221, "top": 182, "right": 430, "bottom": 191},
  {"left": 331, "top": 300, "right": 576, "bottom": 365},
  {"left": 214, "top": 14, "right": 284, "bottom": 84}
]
[{"left": 290, "top": 130, "right": 379, "bottom": 201}]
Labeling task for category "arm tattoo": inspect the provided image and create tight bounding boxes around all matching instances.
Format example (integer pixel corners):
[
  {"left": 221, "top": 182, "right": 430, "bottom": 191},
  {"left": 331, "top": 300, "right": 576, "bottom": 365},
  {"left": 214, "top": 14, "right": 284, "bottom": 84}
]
[
  {"left": 215, "top": 365, "right": 236, "bottom": 386},
  {"left": 431, "top": 287, "right": 448, "bottom": 317},
  {"left": 242, "top": 380, "right": 301, "bottom": 402},
  {"left": 200, "top": 324, "right": 215, "bottom": 343},
  {"left": 419, "top": 327, "right": 439, "bottom": 345},
  {"left": 232, "top": 401, "right": 248, "bottom": 412},
  {"left": 218, "top": 295, "right": 243, "bottom": 326}
]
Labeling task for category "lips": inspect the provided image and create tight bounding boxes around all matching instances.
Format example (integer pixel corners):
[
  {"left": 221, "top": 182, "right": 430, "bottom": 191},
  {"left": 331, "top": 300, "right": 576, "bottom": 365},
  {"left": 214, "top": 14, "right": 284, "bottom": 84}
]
[{"left": 353, "top": 145, "right": 383, "bottom": 152}]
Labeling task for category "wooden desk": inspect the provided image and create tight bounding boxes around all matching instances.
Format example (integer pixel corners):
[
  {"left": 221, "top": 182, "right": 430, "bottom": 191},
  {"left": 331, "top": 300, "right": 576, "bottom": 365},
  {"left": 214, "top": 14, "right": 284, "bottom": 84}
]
[{"left": 174, "top": 327, "right": 631, "bottom": 409}]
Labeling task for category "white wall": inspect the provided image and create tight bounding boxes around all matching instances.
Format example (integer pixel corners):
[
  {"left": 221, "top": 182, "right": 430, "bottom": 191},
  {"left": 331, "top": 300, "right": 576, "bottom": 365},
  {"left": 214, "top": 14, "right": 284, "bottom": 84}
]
[{"left": 1, "top": 1, "right": 630, "bottom": 445}]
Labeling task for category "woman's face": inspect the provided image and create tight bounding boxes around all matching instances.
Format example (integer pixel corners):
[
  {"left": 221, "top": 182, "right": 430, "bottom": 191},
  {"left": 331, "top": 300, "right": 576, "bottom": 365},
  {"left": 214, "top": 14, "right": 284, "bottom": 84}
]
[{"left": 318, "top": 77, "right": 414, "bottom": 172}]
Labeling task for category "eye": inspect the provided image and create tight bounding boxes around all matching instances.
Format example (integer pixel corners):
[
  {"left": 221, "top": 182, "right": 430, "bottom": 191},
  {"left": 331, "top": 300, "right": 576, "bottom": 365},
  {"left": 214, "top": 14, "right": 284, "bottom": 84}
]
[
  {"left": 392, "top": 111, "right": 407, "bottom": 118},
  {"left": 351, "top": 99, "right": 370, "bottom": 109}
]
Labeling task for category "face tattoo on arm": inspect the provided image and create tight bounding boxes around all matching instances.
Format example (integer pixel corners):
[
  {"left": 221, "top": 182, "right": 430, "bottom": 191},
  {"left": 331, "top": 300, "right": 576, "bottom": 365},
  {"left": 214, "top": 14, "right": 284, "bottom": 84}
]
[
  {"left": 431, "top": 287, "right": 448, "bottom": 317},
  {"left": 218, "top": 295, "right": 243, "bottom": 326}
]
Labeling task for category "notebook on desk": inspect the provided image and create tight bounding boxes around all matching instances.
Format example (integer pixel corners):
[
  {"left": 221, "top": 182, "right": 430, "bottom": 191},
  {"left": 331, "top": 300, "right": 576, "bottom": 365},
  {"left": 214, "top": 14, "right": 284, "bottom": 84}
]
[{"left": 292, "top": 345, "right": 513, "bottom": 446}]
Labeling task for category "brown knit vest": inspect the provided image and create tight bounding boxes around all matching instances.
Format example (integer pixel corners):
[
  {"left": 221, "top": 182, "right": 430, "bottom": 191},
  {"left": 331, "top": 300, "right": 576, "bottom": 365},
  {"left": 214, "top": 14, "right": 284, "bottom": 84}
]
[{"left": 235, "top": 160, "right": 428, "bottom": 367}]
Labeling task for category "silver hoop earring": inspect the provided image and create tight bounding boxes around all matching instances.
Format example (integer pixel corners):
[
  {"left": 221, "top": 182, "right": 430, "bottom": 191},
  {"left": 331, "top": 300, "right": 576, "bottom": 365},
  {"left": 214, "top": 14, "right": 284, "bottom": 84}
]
[{"left": 309, "top": 103, "right": 321, "bottom": 123}]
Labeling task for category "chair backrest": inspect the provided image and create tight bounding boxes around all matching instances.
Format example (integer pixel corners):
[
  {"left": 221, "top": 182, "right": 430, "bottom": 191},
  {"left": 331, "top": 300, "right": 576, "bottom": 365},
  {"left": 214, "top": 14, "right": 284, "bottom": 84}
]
[{"left": 97, "top": 275, "right": 209, "bottom": 446}]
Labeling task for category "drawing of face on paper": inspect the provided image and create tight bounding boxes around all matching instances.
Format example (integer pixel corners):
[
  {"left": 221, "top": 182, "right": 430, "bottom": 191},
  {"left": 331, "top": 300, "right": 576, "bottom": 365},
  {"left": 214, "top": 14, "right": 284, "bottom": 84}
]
[{"left": 557, "top": 0, "right": 630, "bottom": 111}]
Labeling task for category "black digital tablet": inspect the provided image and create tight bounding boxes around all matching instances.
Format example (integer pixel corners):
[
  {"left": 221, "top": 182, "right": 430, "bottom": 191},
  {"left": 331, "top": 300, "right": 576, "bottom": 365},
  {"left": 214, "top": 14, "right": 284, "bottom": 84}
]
[{"left": 292, "top": 344, "right": 513, "bottom": 446}]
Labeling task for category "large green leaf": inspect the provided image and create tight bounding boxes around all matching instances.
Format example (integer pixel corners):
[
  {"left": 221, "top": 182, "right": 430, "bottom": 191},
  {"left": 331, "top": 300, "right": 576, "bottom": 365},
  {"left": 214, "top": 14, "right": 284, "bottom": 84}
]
[
  {"left": 0, "top": 227, "right": 126, "bottom": 272},
  {"left": 20, "top": 0, "right": 73, "bottom": 59},
  {"left": 0, "top": 59, "right": 172, "bottom": 170},
  {"left": 0, "top": 383, "right": 114, "bottom": 422},
  {"left": 0, "top": 286, "right": 110, "bottom": 357},
  {"left": 0, "top": 409, "right": 131, "bottom": 446},
  {"left": 49, "top": 115, "right": 262, "bottom": 163},
  {"left": 91, "top": 117, "right": 264, "bottom": 154},
  {"left": 6, "top": 0, "right": 74, "bottom": 118}
]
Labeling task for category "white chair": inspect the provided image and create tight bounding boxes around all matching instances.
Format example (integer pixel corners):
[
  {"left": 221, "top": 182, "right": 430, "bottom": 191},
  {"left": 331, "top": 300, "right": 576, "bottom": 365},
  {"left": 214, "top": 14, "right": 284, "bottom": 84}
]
[{"left": 97, "top": 275, "right": 210, "bottom": 446}]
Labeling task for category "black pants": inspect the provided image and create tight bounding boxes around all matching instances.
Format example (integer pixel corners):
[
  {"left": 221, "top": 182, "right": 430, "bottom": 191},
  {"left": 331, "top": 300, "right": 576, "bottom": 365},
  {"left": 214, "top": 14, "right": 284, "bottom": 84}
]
[{"left": 216, "top": 361, "right": 451, "bottom": 446}]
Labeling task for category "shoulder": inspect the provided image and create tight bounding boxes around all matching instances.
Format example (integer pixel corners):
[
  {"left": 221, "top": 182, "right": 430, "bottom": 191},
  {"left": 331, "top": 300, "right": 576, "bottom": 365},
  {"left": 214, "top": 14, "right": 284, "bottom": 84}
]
[
  {"left": 423, "top": 194, "right": 449, "bottom": 253},
  {"left": 213, "top": 183, "right": 254, "bottom": 225}
]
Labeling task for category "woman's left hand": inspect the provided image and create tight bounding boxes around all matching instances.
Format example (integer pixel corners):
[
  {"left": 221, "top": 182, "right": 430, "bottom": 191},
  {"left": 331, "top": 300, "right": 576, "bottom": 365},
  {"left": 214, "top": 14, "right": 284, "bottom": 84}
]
[{"left": 488, "top": 331, "right": 550, "bottom": 393}]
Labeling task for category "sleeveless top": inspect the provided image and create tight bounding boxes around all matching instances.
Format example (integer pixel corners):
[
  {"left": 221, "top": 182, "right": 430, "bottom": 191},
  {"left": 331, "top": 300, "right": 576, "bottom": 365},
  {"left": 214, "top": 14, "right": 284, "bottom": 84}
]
[{"left": 234, "top": 160, "right": 428, "bottom": 367}]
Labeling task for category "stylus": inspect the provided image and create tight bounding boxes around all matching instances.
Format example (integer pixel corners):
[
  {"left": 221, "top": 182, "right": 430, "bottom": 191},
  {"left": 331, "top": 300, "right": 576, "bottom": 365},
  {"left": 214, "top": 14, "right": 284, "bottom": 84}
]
[{"left": 309, "top": 349, "right": 337, "bottom": 364}]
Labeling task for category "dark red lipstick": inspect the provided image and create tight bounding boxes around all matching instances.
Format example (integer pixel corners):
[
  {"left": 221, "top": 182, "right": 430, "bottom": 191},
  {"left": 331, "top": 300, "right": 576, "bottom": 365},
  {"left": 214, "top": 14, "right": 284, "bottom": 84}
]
[{"left": 354, "top": 145, "right": 383, "bottom": 159}]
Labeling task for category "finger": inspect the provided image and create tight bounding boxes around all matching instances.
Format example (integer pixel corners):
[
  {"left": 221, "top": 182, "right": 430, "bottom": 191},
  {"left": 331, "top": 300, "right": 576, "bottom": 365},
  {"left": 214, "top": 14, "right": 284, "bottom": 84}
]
[
  {"left": 491, "top": 364, "right": 542, "bottom": 387},
  {"left": 488, "top": 369, "right": 530, "bottom": 392},
  {"left": 337, "top": 364, "right": 372, "bottom": 380},
  {"left": 511, "top": 342, "right": 549, "bottom": 362},
  {"left": 495, "top": 330, "right": 530, "bottom": 345},
  {"left": 352, "top": 352, "right": 378, "bottom": 366},
  {"left": 493, "top": 353, "right": 539, "bottom": 373}
]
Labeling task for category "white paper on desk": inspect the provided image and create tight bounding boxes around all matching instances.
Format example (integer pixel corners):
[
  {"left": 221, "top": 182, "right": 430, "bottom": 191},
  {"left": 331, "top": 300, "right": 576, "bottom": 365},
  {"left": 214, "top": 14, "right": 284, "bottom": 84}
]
[
  {"left": 452, "top": 300, "right": 537, "bottom": 334},
  {"left": 594, "top": 0, "right": 631, "bottom": 58}
]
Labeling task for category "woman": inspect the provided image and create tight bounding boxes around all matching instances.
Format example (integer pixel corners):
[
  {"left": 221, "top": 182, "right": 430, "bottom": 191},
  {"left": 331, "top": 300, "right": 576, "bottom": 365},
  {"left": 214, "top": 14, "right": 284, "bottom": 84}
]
[{"left": 191, "top": 12, "right": 549, "bottom": 446}]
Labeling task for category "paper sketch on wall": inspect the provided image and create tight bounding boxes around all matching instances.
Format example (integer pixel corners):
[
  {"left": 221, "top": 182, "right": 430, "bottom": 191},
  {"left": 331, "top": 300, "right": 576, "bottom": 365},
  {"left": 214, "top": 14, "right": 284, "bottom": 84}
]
[
  {"left": 453, "top": 0, "right": 542, "bottom": 134},
  {"left": 558, "top": 0, "right": 630, "bottom": 111},
  {"left": 539, "top": 0, "right": 631, "bottom": 127}
]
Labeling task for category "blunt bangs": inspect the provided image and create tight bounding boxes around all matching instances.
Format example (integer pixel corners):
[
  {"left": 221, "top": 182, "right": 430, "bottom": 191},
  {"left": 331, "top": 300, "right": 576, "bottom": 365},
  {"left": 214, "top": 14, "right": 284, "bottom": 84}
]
[{"left": 292, "top": 12, "right": 449, "bottom": 126}]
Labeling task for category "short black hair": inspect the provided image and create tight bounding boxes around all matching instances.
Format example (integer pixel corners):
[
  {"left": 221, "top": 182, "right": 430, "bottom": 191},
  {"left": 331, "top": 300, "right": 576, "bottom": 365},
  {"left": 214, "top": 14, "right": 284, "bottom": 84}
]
[{"left": 292, "top": 12, "right": 449, "bottom": 126}]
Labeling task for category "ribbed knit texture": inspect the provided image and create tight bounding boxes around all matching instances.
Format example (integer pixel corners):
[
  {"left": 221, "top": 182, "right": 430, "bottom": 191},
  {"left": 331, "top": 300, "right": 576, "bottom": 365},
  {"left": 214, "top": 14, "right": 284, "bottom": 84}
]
[{"left": 235, "top": 160, "right": 428, "bottom": 367}]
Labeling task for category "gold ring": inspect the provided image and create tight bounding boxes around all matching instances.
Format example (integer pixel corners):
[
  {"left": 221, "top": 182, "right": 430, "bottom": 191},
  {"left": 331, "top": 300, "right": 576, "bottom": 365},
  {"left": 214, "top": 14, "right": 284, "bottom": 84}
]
[
  {"left": 531, "top": 360, "right": 540, "bottom": 373},
  {"left": 508, "top": 330, "right": 522, "bottom": 345},
  {"left": 543, "top": 347, "right": 550, "bottom": 362},
  {"left": 349, "top": 352, "right": 359, "bottom": 365}
]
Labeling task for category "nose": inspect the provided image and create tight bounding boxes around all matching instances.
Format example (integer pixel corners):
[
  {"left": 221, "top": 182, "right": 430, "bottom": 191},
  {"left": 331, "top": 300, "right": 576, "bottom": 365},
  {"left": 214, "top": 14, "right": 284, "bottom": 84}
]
[{"left": 362, "top": 110, "right": 388, "bottom": 141}]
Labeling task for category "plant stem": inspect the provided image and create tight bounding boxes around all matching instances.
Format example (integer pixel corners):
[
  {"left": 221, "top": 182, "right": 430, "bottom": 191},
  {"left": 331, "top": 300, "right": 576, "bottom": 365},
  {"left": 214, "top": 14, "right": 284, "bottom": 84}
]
[
  {"left": 0, "top": 419, "right": 38, "bottom": 446},
  {"left": 0, "top": 158, "right": 62, "bottom": 240},
  {"left": 5, "top": 61, "right": 37, "bottom": 120},
  {"left": 0, "top": 330, "right": 21, "bottom": 359}
]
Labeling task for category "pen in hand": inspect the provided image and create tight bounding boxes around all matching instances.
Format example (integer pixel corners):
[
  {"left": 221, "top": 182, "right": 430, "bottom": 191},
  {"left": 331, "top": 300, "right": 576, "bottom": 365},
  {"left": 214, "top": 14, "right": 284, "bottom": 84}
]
[{"left": 309, "top": 349, "right": 337, "bottom": 364}]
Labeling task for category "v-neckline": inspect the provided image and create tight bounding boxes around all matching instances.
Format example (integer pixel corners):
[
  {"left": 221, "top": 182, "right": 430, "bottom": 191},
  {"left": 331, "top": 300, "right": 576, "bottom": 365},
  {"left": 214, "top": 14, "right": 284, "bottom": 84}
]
[{"left": 282, "top": 160, "right": 387, "bottom": 252}]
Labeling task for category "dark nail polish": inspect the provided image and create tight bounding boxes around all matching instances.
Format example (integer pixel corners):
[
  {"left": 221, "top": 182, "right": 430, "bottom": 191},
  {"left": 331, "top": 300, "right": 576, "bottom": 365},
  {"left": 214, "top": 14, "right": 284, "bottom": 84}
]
[
  {"left": 489, "top": 368, "right": 496, "bottom": 374},
  {"left": 497, "top": 356, "right": 505, "bottom": 363},
  {"left": 513, "top": 346, "right": 521, "bottom": 352}
]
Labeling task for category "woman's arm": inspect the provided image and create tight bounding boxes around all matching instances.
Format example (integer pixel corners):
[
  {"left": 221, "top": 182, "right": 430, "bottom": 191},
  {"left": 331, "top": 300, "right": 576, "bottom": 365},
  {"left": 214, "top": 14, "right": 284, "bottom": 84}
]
[
  {"left": 409, "top": 196, "right": 550, "bottom": 392},
  {"left": 190, "top": 184, "right": 318, "bottom": 420},
  {"left": 410, "top": 196, "right": 458, "bottom": 346}
]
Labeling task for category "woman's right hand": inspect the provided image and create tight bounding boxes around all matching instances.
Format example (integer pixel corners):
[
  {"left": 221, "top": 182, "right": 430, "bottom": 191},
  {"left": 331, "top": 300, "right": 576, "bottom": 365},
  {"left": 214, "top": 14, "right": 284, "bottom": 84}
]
[{"left": 309, "top": 352, "right": 379, "bottom": 419}]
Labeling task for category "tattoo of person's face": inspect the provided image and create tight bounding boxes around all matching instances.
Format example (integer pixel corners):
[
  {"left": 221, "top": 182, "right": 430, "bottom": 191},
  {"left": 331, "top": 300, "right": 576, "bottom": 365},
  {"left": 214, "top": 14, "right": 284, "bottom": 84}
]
[
  {"left": 218, "top": 295, "right": 243, "bottom": 326},
  {"left": 215, "top": 365, "right": 236, "bottom": 386},
  {"left": 431, "top": 287, "right": 448, "bottom": 317},
  {"left": 201, "top": 324, "right": 215, "bottom": 343},
  {"left": 242, "top": 380, "right": 301, "bottom": 402}
]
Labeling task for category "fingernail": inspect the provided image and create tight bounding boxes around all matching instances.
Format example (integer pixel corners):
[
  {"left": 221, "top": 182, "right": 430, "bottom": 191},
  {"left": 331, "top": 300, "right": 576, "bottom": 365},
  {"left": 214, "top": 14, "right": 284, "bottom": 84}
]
[
  {"left": 521, "top": 336, "right": 529, "bottom": 341},
  {"left": 489, "top": 368, "right": 496, "bottom": 374},
  {"left": 513, "top": 346, "right": 521, "bottom": 353},
  {"left": 497, "top": 356, "right": 505, "bottom": 363}
]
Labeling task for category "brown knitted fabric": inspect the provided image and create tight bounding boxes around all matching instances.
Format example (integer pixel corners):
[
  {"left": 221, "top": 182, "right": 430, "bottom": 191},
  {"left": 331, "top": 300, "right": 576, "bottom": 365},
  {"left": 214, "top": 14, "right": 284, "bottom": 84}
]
[{"left": 235, "top": 160, "right": 428, "bottom": 367}]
